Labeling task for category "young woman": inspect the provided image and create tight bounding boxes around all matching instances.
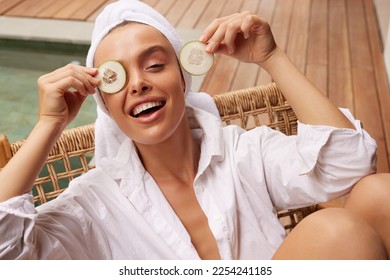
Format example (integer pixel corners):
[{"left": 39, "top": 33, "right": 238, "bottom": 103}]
[{"left": 0, "top": 0, "right": 389, "bottom": 259}]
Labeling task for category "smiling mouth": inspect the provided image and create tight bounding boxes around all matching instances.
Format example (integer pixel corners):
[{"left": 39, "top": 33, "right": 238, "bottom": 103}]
[{"left": 131, "top": 101, "right": 166, "bottom": 118}]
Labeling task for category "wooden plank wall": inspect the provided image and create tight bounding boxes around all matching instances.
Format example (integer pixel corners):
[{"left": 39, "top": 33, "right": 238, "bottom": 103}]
[{"left": 1, "top": 0, "right": 389, "bottom": 172}]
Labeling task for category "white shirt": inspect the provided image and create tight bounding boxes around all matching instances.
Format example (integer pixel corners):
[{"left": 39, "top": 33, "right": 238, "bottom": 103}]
[{"left": 0, "top": 107, "right": 377, "bottom": 259}]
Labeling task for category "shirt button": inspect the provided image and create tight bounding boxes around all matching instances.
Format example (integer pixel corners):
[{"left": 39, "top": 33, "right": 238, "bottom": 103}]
[{"left": 215, "top": 214, "right": 222, "bottom": 222}]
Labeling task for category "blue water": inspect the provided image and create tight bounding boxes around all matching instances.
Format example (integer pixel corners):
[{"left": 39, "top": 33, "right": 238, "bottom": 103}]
[{"left": 0, "top": 39, "right": 97, "bottom": 142}]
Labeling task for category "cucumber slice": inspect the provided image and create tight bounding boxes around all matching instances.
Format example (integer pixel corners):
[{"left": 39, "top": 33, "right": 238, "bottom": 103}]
[
  {"left": 97, "top": 60, "right": 127, "bottom": 94},
  {"left": 179, "top": 41, "right": 214, "bottom": 76}
]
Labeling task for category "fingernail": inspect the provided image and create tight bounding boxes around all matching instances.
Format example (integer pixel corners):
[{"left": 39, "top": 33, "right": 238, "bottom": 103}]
[{"left": 199, "top": 35, "right": 206, "bottom": 42}]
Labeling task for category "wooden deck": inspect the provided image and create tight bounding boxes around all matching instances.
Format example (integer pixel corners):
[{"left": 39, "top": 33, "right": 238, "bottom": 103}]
[{"left": 1, "top": 0, "right": 390, "bottom": 172}]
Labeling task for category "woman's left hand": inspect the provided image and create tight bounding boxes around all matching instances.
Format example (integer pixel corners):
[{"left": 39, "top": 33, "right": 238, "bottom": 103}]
[{"left": 200, "top": 11, "right": 277, "bottom": 65}]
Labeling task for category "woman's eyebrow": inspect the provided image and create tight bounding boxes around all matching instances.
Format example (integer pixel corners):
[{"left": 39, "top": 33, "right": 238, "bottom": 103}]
[
  {"left": 103, "top": 45, "right": 168, "bottom": 68},
  {"left": 139, "top": 45, "right": 169, "bottom": 60}
]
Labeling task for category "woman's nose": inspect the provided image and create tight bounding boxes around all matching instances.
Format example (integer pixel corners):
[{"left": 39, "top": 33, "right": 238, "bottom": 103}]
[{"left": 129, "top": 72, "right": 152, "bottom": 95}]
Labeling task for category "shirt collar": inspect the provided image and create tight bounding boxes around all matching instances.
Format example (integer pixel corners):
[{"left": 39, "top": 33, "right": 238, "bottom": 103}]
[
  {"left": 100, "top": 105, "right": 224, "bottom": 183},
  {"left": 186, "top": 105, "right": 225, "bottom": 178}
]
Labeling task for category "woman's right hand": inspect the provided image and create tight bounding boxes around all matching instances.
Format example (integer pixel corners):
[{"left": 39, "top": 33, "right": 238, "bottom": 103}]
[
  {"left": 37, "top": 64, "right": 99, "bottom": 129},
  {"left": 0, "top": 65, "right": 99, "bottom": 202}
]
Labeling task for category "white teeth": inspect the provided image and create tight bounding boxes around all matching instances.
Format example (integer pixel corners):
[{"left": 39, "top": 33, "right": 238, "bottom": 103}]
[{"left": 132, "top": 101, "right": 163, "bottom": 116}]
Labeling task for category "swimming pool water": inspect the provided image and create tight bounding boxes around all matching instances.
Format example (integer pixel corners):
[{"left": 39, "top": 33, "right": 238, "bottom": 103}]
[{"left": 0, "top": 39, "right": 97, "bottom": 142}]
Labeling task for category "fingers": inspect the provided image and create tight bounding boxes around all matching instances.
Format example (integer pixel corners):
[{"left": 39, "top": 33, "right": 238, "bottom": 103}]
[
  {"left": 200, "top": 11, "right": 263, "bottom": 54},
  {"left": 39, "top": 64, "right": 99, "bottom": 97},
  {"left": 37, "top": 64, "right": 99, "bottom": 125}
]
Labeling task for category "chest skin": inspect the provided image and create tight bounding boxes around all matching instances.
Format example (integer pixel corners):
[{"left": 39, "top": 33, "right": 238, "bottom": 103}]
[{"left": 157, "top": 181, "right": 221, "bottom": 260}]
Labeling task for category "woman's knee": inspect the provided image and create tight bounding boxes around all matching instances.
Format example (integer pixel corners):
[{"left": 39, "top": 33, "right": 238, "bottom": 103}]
[
  {"left": 345, "top": 173, "right": 390, "bottom": 218},
  {"left": 273, "top": 208, "right": 386, "bottom": 259},
  {"left": 345, "top": 173, "right": 390, "bottom": 257}
]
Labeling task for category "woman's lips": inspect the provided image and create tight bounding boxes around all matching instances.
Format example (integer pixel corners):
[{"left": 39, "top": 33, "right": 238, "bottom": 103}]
[
  {"left": 131, "top": 101, "right": 165, "bottom": 117},
  {"left": 128, "top": 98, "right": 167, "bottom": 124}
]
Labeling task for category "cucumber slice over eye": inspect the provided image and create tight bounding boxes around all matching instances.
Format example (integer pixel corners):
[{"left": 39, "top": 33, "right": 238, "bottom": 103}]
[
  {"left": 179, "top": 41, "right": 214, "bottom": 76},
  {"left": 97, "top": 60, "right": 127, "bottom": 94}
]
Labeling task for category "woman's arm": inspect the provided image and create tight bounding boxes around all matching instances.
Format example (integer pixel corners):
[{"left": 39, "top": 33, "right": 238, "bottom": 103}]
[
  {"left": 0, "top": 64, "right": 98, "bottom": 203},
  {"left": 260, "top": 48, "right": 355, "bottom": 129},
  {"left": 200, "top": 11, "right": 355, "bottom": 130}
]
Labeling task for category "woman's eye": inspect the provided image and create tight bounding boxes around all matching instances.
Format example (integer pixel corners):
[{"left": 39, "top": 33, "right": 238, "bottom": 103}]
[{"left": 147, "top": 64, "right": 164, "bottom": 70}]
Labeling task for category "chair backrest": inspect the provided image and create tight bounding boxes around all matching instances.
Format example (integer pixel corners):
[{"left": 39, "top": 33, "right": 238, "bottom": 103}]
[
  {"left": 0, "top": 83, "right": 313, "bottom": 232},
  {"left": 214, "top": 83, "right": 297, "bottom": 134}
]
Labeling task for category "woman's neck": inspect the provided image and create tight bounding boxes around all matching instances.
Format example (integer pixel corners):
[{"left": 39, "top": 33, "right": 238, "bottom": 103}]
[{"left": 135, "top": 117, "right": 200, "bottom": 184}]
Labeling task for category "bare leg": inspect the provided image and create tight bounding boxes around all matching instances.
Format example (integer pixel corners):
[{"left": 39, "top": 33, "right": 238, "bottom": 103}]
[
  {"left": 272, "top": 208, "right": 387, "bottom": 259},
  {"left": 344, "top": 173, "right": 390, "bottom": 258}
]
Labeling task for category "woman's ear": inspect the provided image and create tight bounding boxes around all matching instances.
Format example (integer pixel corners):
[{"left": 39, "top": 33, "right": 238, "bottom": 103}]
[
  {"left": 181, "top": 74, "right": 186, "bottom": 93},
  {"left": 177, "top": 59, "right": 187, "bottom": 93}
]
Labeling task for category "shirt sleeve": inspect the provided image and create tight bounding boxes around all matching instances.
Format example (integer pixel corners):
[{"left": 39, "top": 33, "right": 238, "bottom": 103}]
[
  {"left": 0, "top": 193, "right": 38, "bottom": 259},
  {"left": 0, "top": 191, "right": 98, "bottom": 259},
  {"left": 235, "top": 108, "right": 377, "bottom": 210}
]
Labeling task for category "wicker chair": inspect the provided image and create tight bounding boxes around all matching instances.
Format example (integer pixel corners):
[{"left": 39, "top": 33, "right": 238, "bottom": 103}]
[{"left": 0, "top": 83, "right": 316, "bottom": 233}]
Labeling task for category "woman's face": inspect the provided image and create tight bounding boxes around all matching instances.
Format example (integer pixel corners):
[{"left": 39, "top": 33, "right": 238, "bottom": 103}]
[{"left": 94, "top": 23, "right": 186, "bottom": 145}]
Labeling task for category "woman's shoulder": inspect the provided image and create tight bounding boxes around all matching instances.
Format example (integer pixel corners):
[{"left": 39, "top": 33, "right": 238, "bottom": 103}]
[
  {"left": 48, "top": 167, "right": 114, "bottom": 204},
  {"left": 221, "top": 124, "right": 287, "bottom": 145},
  {"left": 67, "top": 166, "right": 116, "bottom": 191}
]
